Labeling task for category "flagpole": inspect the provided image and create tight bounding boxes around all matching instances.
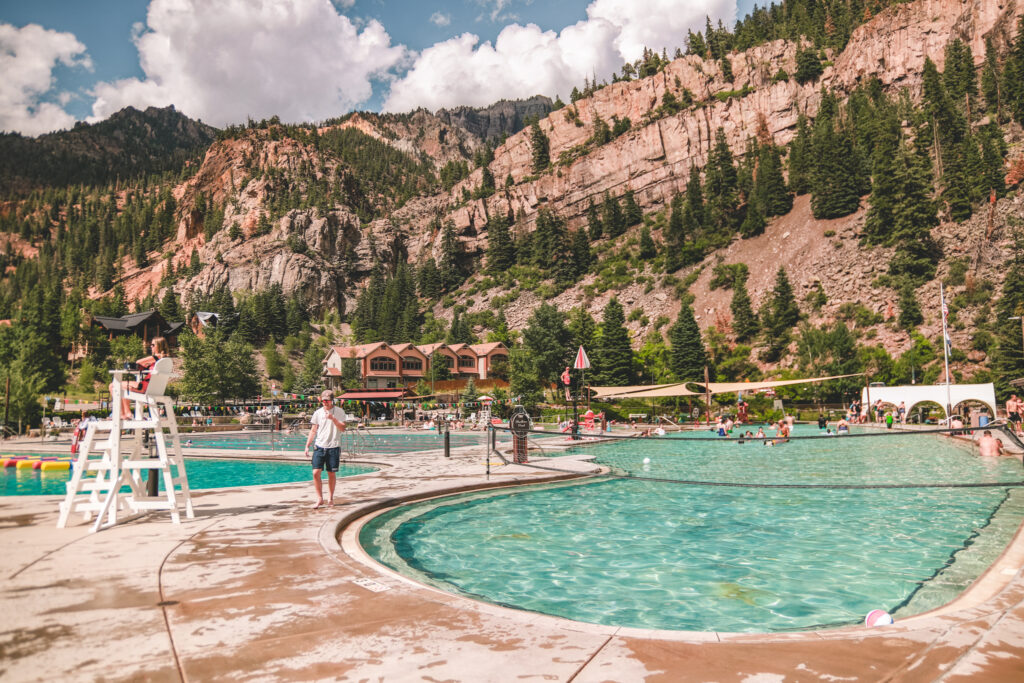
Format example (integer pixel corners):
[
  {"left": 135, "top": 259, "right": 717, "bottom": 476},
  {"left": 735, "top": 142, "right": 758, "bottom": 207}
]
[{"left": 940, "top": 283, "right": 952, "bottom": 421}]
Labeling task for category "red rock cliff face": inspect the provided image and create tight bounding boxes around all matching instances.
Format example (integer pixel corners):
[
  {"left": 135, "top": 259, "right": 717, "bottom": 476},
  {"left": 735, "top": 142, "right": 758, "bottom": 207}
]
[{"left": 396, "top": 0, "right": 1022, "bottom": 265}]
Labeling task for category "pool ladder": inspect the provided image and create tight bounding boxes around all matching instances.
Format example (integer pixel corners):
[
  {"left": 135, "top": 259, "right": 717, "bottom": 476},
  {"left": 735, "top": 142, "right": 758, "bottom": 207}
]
[{"left": 343, "top": 425, "right": 377, "bottom": 460}]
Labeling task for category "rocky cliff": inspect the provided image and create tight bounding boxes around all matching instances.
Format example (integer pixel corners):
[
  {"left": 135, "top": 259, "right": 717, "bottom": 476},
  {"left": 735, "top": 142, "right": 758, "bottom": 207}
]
[{"left": 108, "top": 0, "right": 1024, "bottom": 377}]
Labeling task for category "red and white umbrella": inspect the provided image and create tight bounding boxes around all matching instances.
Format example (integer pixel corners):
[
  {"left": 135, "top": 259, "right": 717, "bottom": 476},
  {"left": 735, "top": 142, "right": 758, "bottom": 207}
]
[{"left": 573, "top": 346, "right": 591, "bottom": 370}]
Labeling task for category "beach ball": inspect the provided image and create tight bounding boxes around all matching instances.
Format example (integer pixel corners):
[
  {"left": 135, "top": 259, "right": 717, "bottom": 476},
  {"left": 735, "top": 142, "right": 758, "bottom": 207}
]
[
  {"left": 642, "top": 457, "right": 651, "bottom": 465},
  {"left": 864, "top": 609, "right": 893, "bottom": 627}
]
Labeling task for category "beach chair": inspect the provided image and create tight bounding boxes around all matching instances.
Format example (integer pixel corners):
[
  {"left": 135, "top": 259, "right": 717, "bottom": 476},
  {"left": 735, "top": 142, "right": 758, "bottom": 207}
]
[{"left": 58, "top": 358, "right": 194, "bottom": 531}]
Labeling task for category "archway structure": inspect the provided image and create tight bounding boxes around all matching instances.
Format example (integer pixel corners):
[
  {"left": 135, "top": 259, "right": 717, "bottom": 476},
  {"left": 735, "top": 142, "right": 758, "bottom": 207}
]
[{"left": 860, "top": 383, "right": 997, "bottom": 420}]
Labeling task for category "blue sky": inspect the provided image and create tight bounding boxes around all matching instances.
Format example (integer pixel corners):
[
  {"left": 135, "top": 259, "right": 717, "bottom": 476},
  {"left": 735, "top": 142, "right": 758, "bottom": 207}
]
[{"left": 1, "top": 0, "right": 755, "bottom": 136}]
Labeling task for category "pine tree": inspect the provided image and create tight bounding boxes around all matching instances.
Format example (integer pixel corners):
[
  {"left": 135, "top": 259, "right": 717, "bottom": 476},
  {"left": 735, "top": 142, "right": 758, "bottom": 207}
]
[
  {"left": 159, "top": 288, "right": 181, "bottom": 321},
  {"left": 787, "top": 114, "right": 813, "bottom": 195},
  {"left": 887, "top": 146, "right": 941, "bottom": 283},
  {"left": 521, "top": 303, "right": 571, "bottom": 385},
  {"left": 755, "top": 143, "right": 792, "bottom": 217},
  {"left": 795, "top": 47, "right": 823, "bottom": 84},
  {"left": 586, "top": 198, "right": 603, "bottom": 240},
  {"left": 438, "top": 221, "right": 461, "bottom": 291},
  {"left": 417, "top": 257, "right": 440, "bottom": 299},
  {"left": 530, "top": 121, "right": 550, "bottom": 173},
  {"left": 760, "top": 266, "right": 800, "bottom": 361},
  {"left": 595, "top": 297, "right": 634, "bottom": 386},
  {"left": 567, "top": 306, "right": 596, "bottom": 354},
  {"left": 981, "top": 38, "right": 1002, "bottom": 117},
  {"left": 485, "top": 215, "right": 515, "bottom": 273},
  {"left": 601, "top": 192, "right": 626, "bottom": 238},
  {"left": 740, "top": 197, "right": 766, "bottom": 237},
  {"left": 623, "top": 189, "right": 643, "bottom": 226},
  {"left": 570, "top": 229, "right": 593, "bottom": 277},
  {"left": 638, "top": 225, "right": 657, "bottom": 259},
  {"left": 992, "top": 235, "right": 1024, "bottom": 396},
  {"left": 668, "top": 302, "right": 707, "bottom": 381},
  {"left": 704, "top": 127, "right": 739, "bottom": 234},
  {"left": 730, "top": 277, "right": 759, "bottom": 342},
  {"left": 720, "top": 56, "right": 734, "bottom": 82},
  {"left": 810, "top": 97, "right": 865, "bottom": 219},
  {"left": 942, "top": 39, "right": 977, "bottom": 111},
  {"left": 1003, "top": 18, "right": 1024, "bottom": 123},
  {"left": 897, "top": 284, "right": 923, "bottom": 331}
]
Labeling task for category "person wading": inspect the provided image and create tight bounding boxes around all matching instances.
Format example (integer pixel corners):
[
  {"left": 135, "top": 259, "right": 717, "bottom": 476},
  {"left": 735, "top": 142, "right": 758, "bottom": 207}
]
[{"left": 304, "top": 389, "right": 349, "bottom": 509}]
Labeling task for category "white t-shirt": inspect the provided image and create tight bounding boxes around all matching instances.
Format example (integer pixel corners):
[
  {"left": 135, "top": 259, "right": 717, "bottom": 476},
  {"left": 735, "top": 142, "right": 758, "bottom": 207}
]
[{"left": 310, "top": 405, "right": 348, "bottom": 449}]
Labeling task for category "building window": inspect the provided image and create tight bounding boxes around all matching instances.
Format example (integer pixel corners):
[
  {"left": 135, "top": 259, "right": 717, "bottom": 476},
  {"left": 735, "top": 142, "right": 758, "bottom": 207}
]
[
  {"left": 369, "top": 357, "right": 396, "bottom": 372},
  {"left": 443, "top": 356, "right": 454, "bottom": 368},
  {"left": 459, "top": 356, "right": 476, "bottom": 368},
  {"left": 402, "top": 358, "right": 423, "bottom": 371}
]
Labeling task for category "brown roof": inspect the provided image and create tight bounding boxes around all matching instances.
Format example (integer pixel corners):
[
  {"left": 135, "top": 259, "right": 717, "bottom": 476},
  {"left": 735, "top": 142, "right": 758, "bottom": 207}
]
[
  {"left": 329, "top": 342, "right": 390, "bottom": 359},
  {"left": 470, "top": 342, "right": 507, "bottom": 355}
]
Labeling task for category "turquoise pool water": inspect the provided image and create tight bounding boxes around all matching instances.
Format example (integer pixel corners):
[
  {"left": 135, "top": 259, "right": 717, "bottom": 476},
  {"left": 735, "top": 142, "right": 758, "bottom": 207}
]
[
  {"left": 185, "top": 430, "right": 509, "bottom": 453},
  {"left": 1, "top": 458, "right": 375, "bottom": 496},
  {"left": 361, "top": 429, "right": 1024, "bottom": 632}
]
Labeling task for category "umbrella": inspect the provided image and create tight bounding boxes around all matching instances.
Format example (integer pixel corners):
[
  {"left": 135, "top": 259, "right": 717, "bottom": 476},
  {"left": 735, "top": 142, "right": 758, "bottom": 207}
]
[{"left": 477, "top": 395, "right": 494, "bottom": 402}]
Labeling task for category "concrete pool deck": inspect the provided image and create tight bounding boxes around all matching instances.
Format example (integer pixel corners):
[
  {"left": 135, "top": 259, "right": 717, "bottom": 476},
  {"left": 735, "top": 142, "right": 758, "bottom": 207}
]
[{"left": 2, "top": 437, "right": 1024, "bottom": 681}]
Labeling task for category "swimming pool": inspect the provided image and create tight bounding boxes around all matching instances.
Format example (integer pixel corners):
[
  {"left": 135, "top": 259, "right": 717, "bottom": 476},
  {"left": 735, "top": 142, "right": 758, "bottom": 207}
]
[
  {"left": 360, "top": 429, "right": 1024, "bottom": 632},
  {"left": 184, "top": 429, "right": 511, "bottom": 454},
  {"left": 1, "top": 457, "right": 375, "bottom": 496}
]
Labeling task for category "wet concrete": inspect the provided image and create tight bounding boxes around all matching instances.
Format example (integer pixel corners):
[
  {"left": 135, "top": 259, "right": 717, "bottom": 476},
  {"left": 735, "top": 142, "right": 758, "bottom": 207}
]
[{"left": 1, "top": 435, "right": 1023, "bottom": 681}]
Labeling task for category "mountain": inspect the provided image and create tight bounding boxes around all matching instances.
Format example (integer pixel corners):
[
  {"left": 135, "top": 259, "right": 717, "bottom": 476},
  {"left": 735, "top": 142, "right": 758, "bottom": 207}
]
[
  {"left": 0, "top": 106, "right": 217, "bottom": 196},
  {"left": 2, "top": 0, "right": 1024, "bottom": 396},
  {"left": 436, "top": 96, "right": 554, "bottom": 142}
]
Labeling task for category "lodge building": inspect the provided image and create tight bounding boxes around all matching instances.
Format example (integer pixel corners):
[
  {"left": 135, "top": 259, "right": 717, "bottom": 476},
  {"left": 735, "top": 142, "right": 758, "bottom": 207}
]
[{"left": 322, "top": 341, "right": 509, "bottom": 391}]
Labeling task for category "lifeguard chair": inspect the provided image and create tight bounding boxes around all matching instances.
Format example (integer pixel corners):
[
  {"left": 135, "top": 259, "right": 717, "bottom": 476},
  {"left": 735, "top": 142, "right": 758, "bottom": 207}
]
[{"left": 58, "top": 358, "right": 194, "bottom": 531}]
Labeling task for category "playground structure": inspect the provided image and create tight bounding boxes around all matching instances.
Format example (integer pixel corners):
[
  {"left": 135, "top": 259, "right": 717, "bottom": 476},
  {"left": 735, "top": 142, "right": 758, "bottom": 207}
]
[{"left": 57, "top": 359, "right": 193, "bottom": 532}]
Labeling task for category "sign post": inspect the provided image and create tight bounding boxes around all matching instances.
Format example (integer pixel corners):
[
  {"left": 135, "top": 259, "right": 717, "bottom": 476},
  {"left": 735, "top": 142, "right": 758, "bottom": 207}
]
[{"left": 509, "top": 407, "right": 531, "bottom": 464}]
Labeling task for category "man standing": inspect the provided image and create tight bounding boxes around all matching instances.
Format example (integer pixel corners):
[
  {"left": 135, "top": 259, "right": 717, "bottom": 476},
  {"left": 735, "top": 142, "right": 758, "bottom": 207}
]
[
  {"left": 1007, "top": 394, "right": 1022, "bottom": 434},
  {"left": 304, "top": 389, "right": 349, "bottom": 509}
]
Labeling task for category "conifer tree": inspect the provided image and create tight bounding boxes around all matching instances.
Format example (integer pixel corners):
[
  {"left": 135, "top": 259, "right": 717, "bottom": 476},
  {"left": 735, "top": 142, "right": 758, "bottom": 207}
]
[
  {"left": 704, "top": 127, "right": 739, "bottom": 234},
  {"left": 787, "top": 114, "right": 813, "bottom": 195},
  {"left": 438, "top": 221, "right": 461, "bottom": 291},
  {"left": 992, "top": 235, "right": 1024, "bottom": 396},
  {"left": 485, "top": 215, "right": 514, "bottom": 274},
  {"left": 682, "top": 164, "right": 704, "bottom": 236},
  {"left": 897, "top": 284, "right": 923, "bottom": 331},
  {"left": 755, "top": 143, "right": 792, "bottom": 217},
  {"left": 586, "top": 198, "right": 603, "bottom": 240},
  {"left": 159, "top": 288, "right": 181, "bottom": 321},
  {"left": 730, "top": 277, "right": 759, "bottom": 342},
  {"left": 601, "top": 192, "right": 626, "bottom": 238},
  {"left": 887, "top": 146, "right": 941, "bottom": 283},
  {"left": 760, "top": 266, "right": 800, "bottom": 361},
  {"left": 638, "top": 225, "right": 657, "bottom": 259},
  {"left": 530, "top": 121, "right": 550, "bottom": 173},
  {"left": 810, "top": 97, "right": 866, "bottom": 219},
  {"left": 1003, "top": 18, "right": 1024, "bottom": 123},
  {"left": 570, "top": 229, "right": 593, "bottom": 277},
  {"left": 623, "top": 189, "right": 643, "bottom": 226},
  {"left": 595, "top": 297, "right": 634, "bottom": 386},
  {"left": 795, "top": 47, "right": 823, "bottom": 83},
  {"left": 521, "top": 303, "right": 571, "bottom": 386},
  {"left": 668, "top": 302, "right": 707, "bottom": 381},
  {"left": 567, "top": 306, "right": 596, "bottom": 354},
  {"left": 981, "top": 38, "right": 1002, "bottom": 117},
  {"left": 418, "top": 257, "right": 442, "bottom": 299},
  {"left": 942, "top": 39, "right": 977, "bottom": 111},
  {"left": 740, "top": 197, "right": 766, "bottom": 237}
]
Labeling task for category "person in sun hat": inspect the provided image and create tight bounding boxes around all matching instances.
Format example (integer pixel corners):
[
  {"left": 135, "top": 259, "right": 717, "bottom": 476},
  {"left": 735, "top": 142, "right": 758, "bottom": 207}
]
[{"left": 304, "top": 389, "right": 349, "bottom": 509}]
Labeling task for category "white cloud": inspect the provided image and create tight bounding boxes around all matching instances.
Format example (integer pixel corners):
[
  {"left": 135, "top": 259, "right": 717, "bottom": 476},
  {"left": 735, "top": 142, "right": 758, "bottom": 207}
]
[
  {"left": 0, "top": 23, "right": 92, "bottom": 136},
  {"left": 430, "top": 12, "right": 451, "bottom": 27},
  {"left": 384, "top": 0, "right": 734, "bottom": 113},
  {"left": 89, "top": 0, "right": 406, "bottom": 126}
]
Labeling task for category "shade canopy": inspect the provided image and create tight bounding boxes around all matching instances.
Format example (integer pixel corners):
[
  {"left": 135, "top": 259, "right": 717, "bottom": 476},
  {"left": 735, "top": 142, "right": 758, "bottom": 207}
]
[{"left": 588, "top": 373, "right": 864, "bottom": 400}]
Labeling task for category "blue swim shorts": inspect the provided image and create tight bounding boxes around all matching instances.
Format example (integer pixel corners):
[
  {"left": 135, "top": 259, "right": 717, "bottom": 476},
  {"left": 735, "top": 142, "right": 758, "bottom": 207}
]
[{"left": 312, "top": 446, "right": 340, "bottom": 472}]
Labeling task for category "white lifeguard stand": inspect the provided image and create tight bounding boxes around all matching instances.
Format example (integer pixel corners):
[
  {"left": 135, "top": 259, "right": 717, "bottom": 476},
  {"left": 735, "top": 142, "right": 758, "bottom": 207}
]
[{"left": 58, "top": 358, "right": 194, "bottom": 532}]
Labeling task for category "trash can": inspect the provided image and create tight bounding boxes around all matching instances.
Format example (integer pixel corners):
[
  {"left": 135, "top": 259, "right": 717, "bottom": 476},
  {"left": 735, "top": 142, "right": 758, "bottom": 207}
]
[{"left": 979, "top": 414, "right": 990, "bottom": 427}]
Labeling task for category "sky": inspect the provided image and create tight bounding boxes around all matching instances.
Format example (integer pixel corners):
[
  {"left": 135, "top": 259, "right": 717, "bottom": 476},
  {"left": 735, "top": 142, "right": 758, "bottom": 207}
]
[{"left": 0, "top": 0, "right": 757, "bottom": 137}]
